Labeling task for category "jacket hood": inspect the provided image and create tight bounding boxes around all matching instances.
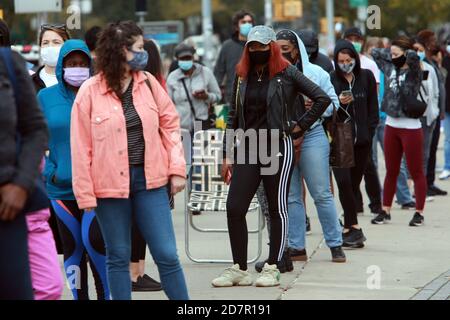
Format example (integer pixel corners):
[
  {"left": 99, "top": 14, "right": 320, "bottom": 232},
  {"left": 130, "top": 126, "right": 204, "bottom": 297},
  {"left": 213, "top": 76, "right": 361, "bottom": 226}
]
[
  {"left": 56, "top": 39, "right": 91, "bottom": 96},
  {"left": 277, "top": 29, "right": 311, "bottom": 71},
  {"left": 333, "top": 39, "right": 361, "bottom": 78},
  {"left": 297, "top": 30, "right": 319, "bottom": 59}
]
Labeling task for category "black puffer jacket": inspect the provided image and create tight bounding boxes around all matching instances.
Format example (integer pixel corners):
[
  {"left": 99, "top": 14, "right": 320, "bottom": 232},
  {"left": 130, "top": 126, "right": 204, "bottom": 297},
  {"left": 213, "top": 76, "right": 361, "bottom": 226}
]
[
  {"left": 297, "top": 30, "right": 334, "bottom": 74},
  {"left": 224, "top": 64, "right": 331, "bottom": 157}
]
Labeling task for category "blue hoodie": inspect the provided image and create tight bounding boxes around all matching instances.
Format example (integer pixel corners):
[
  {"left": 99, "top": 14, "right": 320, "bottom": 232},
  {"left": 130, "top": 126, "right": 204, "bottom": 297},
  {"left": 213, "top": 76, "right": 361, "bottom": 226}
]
[{"left": 38, "top": 40, "right": 91, "bottom": 200}]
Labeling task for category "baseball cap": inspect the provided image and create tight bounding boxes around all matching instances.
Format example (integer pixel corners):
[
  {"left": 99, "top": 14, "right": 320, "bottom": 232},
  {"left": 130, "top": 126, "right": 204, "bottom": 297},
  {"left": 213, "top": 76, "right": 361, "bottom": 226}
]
[
  {"left": 174, "top": 42, "right": 195, "bottom": 59},
  {"left": 246, "top": 25, "right": 276, "bottom": 45}
]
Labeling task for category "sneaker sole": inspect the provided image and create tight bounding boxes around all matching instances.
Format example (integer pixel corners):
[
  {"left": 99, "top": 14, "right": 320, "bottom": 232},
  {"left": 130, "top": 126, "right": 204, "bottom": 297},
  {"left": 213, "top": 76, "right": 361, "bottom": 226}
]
[
  {"left": 332, "top": 258, "right": 347, "bottom": 263},
  {"left": 255, "top": 282, "right": 280, "bottom": 287},
  {"left": 291, "top": 255, "right": 308, "bottom": 262},
  {"left": 132, "top": 287, "right": 163, "bottom": 292},
  {"left": 343, "top": 243, "right": 365, "bottom": 249}
]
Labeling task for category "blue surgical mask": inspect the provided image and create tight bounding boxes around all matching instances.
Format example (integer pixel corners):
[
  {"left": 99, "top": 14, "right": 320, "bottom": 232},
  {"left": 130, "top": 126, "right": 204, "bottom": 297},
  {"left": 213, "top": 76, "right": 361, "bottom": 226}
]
[
  {"left": 179, "top": 60, "right": 194, "bottom": 71},
  {"left": 418, "top": 51, "right": 426, "bottom": 61},
  {"left": 127, "top": 50, "right": 149, "bottom": 71},
  {"left": 239, "top": 23, "right": 253, "bottom": 37}
]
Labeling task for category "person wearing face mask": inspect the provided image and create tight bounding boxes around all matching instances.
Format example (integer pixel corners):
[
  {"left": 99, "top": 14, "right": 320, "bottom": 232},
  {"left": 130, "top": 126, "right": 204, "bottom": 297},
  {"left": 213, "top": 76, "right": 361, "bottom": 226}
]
[
  {"left": 297, "top": 29, "right": 334, "bottom": 73},
  {"left": 167, "top": 42, "right": 221, "bottom": 133},
  {"left": 70, "top": 21, "right": 189, "bottom": 300},
  {"left": 371, "top": 36, "right": 426, "bottom": 227},
  {"left": 32, "top": 24, "right": 71, "bottom": 93},
  {"left": 412, "top": 39, "right": 440, "bottom": 190},
  {"left": 363, "top": 37, "right": 416, "bottom": 211},
  {"left": 274, "top": 30, "right": 345, "bottom": 264},
  {"left": 330, "top": 40, "right": 379, "bottom": 248},
  {"left": 38, "top": 40, "right": 109, "bottom": 300},
  {"left": 212, "top": 26, "right": 331, "bottom": 288},
  {"left": 416, "top": 30, "right": 448, "bottom": 197},
  {"left": 214, "top": 10, "right": 255, "bottom": 104}
]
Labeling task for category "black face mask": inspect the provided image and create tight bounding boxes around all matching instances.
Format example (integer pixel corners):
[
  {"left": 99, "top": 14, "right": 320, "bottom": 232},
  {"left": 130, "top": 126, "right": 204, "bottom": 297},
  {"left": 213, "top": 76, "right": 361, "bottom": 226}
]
[
  {"left": 392, "top": 54, "right": 407, "bottom": 69},
  {"left": 249, "top": 50, "right": 271, "bottom": 65},
  {"left": 283, "top": 52, "right": 295, "bottom": 64}
]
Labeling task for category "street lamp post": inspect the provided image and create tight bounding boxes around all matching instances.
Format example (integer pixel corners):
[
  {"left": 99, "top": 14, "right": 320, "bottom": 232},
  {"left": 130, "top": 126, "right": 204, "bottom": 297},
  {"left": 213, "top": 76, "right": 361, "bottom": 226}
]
[
  {"left": 326, "top": 0, "right": 335, "bottom": 52},
  {"left": 202, "top": 0, "right": 214, "bottom": 69},
  {"left": 264, "top": 0, "right": 273, "bottom": 26}
]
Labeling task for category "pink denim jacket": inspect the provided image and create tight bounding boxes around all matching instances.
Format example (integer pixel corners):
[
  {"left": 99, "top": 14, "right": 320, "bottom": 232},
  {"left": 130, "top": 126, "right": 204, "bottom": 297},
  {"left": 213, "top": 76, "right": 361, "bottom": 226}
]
[{"left": 71, "top": 71, "right": 186, "bottom": 209}]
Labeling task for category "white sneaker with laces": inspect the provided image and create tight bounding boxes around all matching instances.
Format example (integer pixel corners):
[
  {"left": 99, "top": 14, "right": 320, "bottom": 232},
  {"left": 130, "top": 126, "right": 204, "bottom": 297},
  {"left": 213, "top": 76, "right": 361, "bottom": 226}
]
[
  {"left": 439, "top": 170, "right": 450, "bottom": 180},
  {"left": 211, "top": 264, "right": 253, "bottom": 287},
  {"left": 255, "top": 263, "right": 281, "bottom": 287}
]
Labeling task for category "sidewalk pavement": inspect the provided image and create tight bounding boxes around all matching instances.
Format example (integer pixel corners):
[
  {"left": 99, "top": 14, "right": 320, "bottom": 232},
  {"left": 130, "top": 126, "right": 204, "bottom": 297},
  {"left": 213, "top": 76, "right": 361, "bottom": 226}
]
[{"left": 61, "top": 145, "right": 450, "bottom": 300}]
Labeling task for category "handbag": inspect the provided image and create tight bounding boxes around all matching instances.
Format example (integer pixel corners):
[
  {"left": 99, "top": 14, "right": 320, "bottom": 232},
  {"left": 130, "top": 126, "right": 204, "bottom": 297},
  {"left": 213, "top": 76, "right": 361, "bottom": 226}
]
[
  {"left": 327, "top": 105, "right": 355, "bottom": 169},
  {"left": 395, "top": 72, "right": 427, "bottom": 119},
  {"left": 181, "top": 78, "right": 216, "bottom": 131},
  {"left": 0, "top": 48, "right": 50, "bottom": 214}
]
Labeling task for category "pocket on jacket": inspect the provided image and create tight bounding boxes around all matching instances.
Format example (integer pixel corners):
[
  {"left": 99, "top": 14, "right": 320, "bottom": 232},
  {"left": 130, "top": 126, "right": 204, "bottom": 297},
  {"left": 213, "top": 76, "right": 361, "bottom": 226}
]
[{"left": 91, "top": 113, "right": 110, "bottom": 141}]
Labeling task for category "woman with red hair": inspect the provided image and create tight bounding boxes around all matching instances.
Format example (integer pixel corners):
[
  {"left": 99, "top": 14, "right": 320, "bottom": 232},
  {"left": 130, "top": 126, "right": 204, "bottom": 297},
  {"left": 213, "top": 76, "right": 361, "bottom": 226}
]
[{"left": 212, "top": 26, "right": 331, "bottom": 288}]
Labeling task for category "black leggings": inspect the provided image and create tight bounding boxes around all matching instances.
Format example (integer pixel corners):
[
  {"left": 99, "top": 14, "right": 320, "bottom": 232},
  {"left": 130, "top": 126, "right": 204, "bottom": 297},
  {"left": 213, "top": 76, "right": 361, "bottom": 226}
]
[
  {"left": 333, "top": 145, "right": 371, "bottom": 229},
  {"left": 227, "top": 137, "right": 294, "bottom": 270}
]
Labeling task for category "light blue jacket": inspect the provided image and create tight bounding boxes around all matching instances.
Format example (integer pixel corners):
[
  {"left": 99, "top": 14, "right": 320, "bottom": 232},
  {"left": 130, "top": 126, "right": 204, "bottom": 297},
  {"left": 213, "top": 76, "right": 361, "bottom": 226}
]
[{"left": 281, "top": 30, "right": 339, "bottom": 126}]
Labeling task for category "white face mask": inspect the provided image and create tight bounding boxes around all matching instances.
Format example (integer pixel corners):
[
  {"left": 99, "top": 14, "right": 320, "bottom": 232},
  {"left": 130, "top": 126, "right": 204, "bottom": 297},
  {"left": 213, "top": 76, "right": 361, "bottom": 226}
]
[
  {"left": 447, "top": 45, "right": 450, "bottom": 54},
  {"left": 40, "top": 46, "right": 61, "bottom": 67}
]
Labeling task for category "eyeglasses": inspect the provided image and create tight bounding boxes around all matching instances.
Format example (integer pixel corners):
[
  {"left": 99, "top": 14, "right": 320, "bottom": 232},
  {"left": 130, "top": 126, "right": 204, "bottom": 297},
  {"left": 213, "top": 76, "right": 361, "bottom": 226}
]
[{"left": 40, "top": 24, "right": 68, "bottom": 32}]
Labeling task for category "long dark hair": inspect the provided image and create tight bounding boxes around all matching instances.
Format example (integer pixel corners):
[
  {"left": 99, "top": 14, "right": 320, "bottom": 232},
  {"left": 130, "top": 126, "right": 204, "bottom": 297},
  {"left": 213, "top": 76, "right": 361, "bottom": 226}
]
[
  {"left": 96, "top": 21, "right": 143, "bottom": 98},
  {"left": 144, "top": 39, "right": 164, "bottom": 84}
]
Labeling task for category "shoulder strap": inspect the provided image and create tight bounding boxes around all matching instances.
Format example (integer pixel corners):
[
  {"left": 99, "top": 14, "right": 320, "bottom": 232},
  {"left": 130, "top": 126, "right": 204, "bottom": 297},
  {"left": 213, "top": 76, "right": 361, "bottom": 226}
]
[
  {"left": 142, "top": 71, "right": 154, "bottom": 96},
  {"left": 0, "top": 48, "right": 19, "bottom": 103},
  {"left": 181, "top": 77, "right": 197, "bottom": 119}
]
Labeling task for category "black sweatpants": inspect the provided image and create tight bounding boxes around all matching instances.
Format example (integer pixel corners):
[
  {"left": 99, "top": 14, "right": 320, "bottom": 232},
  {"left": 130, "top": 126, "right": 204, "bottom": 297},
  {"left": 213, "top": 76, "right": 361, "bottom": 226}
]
[
  {"left": 0, "top": 214, "right": 34, "bottom": 300},
  {"left": 226, "top": 136, "right": 294, "bottom": 271},
  {"left": 333, "top": 145, "right": 371, "bottom": 229}
]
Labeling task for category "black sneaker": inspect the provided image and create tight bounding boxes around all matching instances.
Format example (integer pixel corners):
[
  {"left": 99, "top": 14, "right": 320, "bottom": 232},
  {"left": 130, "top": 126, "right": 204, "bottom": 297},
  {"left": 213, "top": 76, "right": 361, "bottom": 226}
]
[
  {"left": 330, "top": 246, "right": 346, "bottom": 263},
  {"left": 401, "top": 202, "right": 416, "bottom": 210},
  {"left": 428, "top": 185, "right": 447, "bottom": 196},
  {"left": 255, "top": 250, "right": 294, "bottom": 273},
  {"left": 306, "top": 216, "right": 312, "bottom": 235},
  {"left": 369, "top": 205, "right": 382, "bottom": 215},
  {"left": 132, "top": 275, "right": 163, "bottom": 292},
  {"left": 409, "top": 212, "right": 424, "bottom": 227},
  {"left": 290, "top": 248, "right": 308, "bottom": 261},
  {"left": 342, "top": 227, "right": 366, "bottom": 248},
  {"left": 371, "top": 211, "right": 391, "bottom": 225}
]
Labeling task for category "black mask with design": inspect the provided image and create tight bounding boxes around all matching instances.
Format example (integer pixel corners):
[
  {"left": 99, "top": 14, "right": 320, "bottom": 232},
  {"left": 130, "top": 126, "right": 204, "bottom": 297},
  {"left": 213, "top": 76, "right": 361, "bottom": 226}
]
[
  {"left": 392, "top": 54, "right": 407, "bottom": 69},
  {"left": 249, "top": 50, "right": 271, "bottom": 65}
]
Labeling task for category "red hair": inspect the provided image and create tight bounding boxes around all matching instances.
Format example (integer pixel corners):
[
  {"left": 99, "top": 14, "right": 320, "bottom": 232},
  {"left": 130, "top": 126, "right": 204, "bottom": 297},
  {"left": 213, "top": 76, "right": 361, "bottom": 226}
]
[{"left": 236, "top": 42, "right": 290, "bottom": 79}]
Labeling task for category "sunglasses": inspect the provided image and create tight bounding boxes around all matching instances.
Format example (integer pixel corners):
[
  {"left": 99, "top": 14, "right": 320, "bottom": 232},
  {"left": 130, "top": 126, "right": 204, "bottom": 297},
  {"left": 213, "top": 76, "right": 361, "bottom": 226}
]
[{"left": 41, "top": 23, "right": 68, "bottom": 32}]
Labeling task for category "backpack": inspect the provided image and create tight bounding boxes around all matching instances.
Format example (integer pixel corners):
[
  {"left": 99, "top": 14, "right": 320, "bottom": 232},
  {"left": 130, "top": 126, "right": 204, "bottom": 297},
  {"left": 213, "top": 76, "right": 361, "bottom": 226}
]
[{"left": 0, "top": 48, "right": 49, "bottom": 214}]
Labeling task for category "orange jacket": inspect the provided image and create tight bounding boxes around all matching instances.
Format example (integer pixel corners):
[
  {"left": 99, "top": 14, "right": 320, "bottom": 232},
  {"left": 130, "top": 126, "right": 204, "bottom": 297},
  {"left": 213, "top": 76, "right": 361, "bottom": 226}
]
[{"left": 70, "top": 71, "right": 186, "bottom": 209}]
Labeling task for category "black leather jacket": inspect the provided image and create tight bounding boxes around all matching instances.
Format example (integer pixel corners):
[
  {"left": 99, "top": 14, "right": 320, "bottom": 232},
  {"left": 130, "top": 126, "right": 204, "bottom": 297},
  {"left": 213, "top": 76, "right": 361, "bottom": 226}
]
[{"left": 224, "top": 64, "right": 331, "bottom": 157}]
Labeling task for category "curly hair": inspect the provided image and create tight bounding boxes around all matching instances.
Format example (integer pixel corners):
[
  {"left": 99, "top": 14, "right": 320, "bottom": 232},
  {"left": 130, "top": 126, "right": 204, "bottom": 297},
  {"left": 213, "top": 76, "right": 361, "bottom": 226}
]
[{"left": 96, "top": 21, "right": 143, "bottom": 98}]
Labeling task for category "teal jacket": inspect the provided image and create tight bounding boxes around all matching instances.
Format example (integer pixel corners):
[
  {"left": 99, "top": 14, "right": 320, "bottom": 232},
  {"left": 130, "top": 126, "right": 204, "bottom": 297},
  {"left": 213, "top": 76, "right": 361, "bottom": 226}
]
[{"left": 38, "top": 40, "right": 91, "bottom": 200}]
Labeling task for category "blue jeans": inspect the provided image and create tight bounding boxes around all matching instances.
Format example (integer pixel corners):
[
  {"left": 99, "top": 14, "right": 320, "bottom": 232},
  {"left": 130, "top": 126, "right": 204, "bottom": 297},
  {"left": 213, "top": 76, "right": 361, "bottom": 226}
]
[
  {"left": 287, "top": 126, "right": 342, "bottom": 250},
  {"left": 372, "top": 119, "right": 413, "bottom": 205},
  {"left": 95, "top": 166, "right": 189, "bottom": 300},
  {"left": 444, "top": 112, "right": 450, "bottom": 171}
]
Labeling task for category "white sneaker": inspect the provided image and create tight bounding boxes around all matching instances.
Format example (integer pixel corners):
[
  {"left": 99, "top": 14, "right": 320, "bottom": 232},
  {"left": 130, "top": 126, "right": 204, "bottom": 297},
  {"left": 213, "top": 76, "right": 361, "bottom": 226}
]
[
  {"left": 426, "top": 196, "right": 435, "bottom": 202},
  {"left": 439, "top": 170, "right": 450, "bottom": 180},
  {"left": 211, "top": 264, "right": 253, "bottom": 287},
  {"left": 255, "top": 263, "right": 281, "bottom": 287}
]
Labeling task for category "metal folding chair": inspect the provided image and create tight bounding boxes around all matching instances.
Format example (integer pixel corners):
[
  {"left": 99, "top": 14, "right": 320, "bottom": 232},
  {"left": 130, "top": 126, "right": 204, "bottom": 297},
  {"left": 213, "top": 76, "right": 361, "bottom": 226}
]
[{"left": 184, "top": 130, "right": 265, "bottom": 263}]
